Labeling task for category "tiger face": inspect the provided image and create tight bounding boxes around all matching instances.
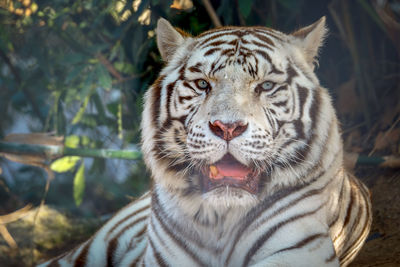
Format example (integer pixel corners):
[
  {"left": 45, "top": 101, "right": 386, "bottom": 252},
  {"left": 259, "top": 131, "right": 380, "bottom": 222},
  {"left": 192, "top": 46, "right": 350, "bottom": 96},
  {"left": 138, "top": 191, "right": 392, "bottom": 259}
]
[{"left": 141, "top": 18, "right": 329, "bottom": 209}]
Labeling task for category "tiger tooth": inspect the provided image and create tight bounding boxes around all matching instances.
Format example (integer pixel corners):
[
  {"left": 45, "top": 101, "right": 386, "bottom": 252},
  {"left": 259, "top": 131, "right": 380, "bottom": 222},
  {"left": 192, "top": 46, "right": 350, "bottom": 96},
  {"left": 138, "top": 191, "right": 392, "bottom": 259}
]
[{"left": 209, "top": 165, "right": 219, "bottom": 177}]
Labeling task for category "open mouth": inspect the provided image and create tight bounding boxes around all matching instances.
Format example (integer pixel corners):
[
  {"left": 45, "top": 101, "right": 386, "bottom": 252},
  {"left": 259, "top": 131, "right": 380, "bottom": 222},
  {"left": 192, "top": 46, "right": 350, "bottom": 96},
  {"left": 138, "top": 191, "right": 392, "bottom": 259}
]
[{"left": 201, "top": 154, "right": 260, "bottom": 194}]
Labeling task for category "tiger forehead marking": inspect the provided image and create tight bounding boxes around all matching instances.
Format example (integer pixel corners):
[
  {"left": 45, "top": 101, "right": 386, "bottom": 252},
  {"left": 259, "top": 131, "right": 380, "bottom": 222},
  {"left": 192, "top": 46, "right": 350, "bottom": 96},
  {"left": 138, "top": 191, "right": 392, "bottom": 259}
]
[{"left": 192, "top": 28, "right": 286, "bottom": 80}]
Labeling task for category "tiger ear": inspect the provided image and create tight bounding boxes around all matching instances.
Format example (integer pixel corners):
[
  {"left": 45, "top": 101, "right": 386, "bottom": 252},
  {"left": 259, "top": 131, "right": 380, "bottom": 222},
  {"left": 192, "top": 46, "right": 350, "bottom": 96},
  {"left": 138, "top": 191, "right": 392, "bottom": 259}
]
[
  {"left": 157, "top": 18, "right": 186, "bottom": 62},
  {"left": 291, "top": 16, "right": 328, "bottom": 67}
]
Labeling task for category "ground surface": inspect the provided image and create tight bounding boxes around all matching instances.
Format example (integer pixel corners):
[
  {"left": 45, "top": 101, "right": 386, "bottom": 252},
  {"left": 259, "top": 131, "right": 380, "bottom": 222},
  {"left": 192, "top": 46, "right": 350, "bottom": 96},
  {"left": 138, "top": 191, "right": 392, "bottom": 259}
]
[{"left": 350, "top": 167, "right": 400, "bottom": 267}]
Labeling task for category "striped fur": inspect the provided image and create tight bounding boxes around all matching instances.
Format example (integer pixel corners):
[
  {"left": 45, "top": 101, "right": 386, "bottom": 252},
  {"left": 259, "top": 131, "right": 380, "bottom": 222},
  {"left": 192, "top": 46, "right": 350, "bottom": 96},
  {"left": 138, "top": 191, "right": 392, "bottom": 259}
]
[{"left": 38, "top": 17, "right": 371, "bottom": 267}]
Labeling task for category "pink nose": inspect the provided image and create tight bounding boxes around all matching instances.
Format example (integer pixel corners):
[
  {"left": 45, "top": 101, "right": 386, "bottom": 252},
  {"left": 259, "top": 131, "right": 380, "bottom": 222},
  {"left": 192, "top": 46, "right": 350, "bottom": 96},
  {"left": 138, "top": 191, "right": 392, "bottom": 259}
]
[{"left": 209, "top": 120, "right": 248, "bottom": 141}]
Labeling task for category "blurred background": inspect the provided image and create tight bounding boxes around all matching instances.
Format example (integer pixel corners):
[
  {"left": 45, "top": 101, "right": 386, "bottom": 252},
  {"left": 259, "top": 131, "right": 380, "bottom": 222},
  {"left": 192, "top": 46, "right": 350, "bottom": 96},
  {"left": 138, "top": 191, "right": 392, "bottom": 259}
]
[{"left": 0, "top": 0, "right": 399, "bottom": 265}]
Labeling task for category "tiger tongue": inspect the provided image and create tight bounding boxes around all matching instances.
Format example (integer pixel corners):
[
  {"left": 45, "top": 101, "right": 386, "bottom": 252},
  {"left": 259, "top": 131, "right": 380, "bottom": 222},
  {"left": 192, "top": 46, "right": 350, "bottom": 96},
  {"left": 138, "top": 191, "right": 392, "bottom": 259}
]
[{"left": 209, "top": 163, "right": 251, "bottom": 180}]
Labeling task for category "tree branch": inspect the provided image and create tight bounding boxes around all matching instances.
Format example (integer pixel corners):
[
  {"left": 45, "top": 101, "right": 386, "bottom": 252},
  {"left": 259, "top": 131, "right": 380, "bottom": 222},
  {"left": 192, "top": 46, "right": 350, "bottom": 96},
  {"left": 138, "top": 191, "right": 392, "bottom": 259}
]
[
  {"left": 0, "top": 141, "right": 141, "bottom": 160},
  {"left": 201, "top": 0, "right": 222, "bottom": 27}
]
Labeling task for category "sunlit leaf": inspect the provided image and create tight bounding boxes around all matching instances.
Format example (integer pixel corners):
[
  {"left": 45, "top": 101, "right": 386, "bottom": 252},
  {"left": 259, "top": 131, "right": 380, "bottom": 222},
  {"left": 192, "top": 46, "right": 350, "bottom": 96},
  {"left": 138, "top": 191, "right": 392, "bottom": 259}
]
[
  {"left": 73, "top": 161, "right": 85, "bottom": 207},
  {"left": 118, "top": 101, "right": 123, "bottom": 139},
  {"left": 72, "top": 94, "right": 91, "bottom": 124},
  {"left": 65, "top": 135, "right": 80, "bottom": 148},
  {"left": 50, "top": 156, "right": 81, "bottom": 173}
]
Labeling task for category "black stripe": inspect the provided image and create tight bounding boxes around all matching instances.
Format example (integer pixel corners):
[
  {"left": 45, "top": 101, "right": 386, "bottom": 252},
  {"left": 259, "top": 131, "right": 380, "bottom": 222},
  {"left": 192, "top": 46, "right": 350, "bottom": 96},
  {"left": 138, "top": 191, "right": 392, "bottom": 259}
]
[
  {"left": 271, "top": 232, "right": 328, "bottom": 255},
  {"left": 269, "top": 84, "right": 288, "bottom": 97},
  {"left": 165, "top": 81, "right": 176, "bottom": 120},
  {"left": 252, "top": 32, "right": 275, "bottom": 47},
  {"left": 151, "top": 76, "right": 165, "bottom": 129},
  {"left": 204, "top": 48, "right": 220, "bottom": 56},
  {"left": 204, "top": 40, "right": 227, "bottom": 48},
  {"left": 150, "top": 216, "right": 170, "bottom": 250},
  {"left": 338, "top": 177, "right": 372, "bottom": 263},
  {"left": 274, "top": 100, "right": 287, "bottom": 107},
  {"left": 47, "top": 259, "right": 61, "bottom": 267},
  {"left": 339, "top": 216, "right": 370, "bottom": 264},
  {"left": 253, "top": 29, "right": 283, "bottom": 42},
  {"left": 294, "top": 85, "right": 309, "bottom": 139},
  {"left": 342, "top": 184, "right": 355, "bottom": 228},
  {"left": 152, "top": 192, "right": 206, "bottom": 266},
  {"left": 129, "top": 252, "right": 144, "bottom": 267},
  {"left": 225, "top": 176, "right": 327, "bottom": 264},
  {"left": 178, "top": 95, "right": 193, "bottom": 104},
  {"left": 242, "top": 203, "right": 325, "bottom": 266},
  {"left": 254, "top": 49, "right": 270, "bottom": 61},
  {"left": 333, "top": 184, "right": 354, "bottom": 243},
  {"left": 221, "top": 48, "right": 234, "bottom": 56},
  {"left": 106, "top": 204, "right": 150, "bottom": 238},
  {"left": 182, "top": 81, "right": 200, "bottom": 95},
  {"left": 74, "top": 240, "right": 92, "bottom": 267},
  {"left": 211, "top": 62, "right": 226, "bottom": 76},
  {"left": 325, "top": 251, "right": 337, "bottom": 263},
  {"left": 253, "top": 55, "right": 259, "bottom": 75},
  {"left": 188, "top": 63, "right": 202, "bottom": 73},
  {"left": 188, "top": 67, "right": 201, "bottom": 73},
  {"left": 289, "top": 87, "right": 321, "bottom": 168},
  {"left": 272, "top": 85, "right": 314, "bottom": 169},
  {"left": 107, "top": 216, "right": 148, "bottom": 266},
  {"left": 285, "top": 64, "right": 298, "bottom": 85},
  {"left": 254, "top": 177, "right": 335, "bottom": 232},
  {"left": 148, "top": 238, "right": 168, "bottom": 267},
  {"left": 251, "top": 40, "right": 273, "bottom": 50},
  {"left": 198, "top": 30, "right": 251, "bottom": 48},
  {"left": 198, "top": 33, "right": 231, "bottom": 47},
  {"left": 328, "top": 178, "right": 346, "bottom": 227}
]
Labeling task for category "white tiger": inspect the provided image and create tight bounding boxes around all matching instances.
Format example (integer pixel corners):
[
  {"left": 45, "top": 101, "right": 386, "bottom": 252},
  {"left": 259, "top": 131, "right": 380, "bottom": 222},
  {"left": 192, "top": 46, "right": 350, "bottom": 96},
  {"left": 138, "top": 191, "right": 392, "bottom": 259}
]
[{"left": 38, "top": 17, "right": 372, "bottom": 267}]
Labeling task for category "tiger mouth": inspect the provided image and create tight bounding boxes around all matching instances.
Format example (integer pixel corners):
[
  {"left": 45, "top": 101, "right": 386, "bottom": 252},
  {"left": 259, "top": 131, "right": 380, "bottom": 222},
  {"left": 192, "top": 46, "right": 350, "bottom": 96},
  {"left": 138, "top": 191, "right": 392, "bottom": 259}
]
[{"left": 200, "top": 154, "right": 260, "bottom": 194}]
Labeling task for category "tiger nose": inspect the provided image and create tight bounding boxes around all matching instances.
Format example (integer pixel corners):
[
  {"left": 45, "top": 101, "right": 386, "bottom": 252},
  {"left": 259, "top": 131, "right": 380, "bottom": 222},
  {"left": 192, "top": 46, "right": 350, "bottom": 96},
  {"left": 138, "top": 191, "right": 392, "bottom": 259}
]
[{"left": 209, "top": 120, "right": 248, "bottom": 141}]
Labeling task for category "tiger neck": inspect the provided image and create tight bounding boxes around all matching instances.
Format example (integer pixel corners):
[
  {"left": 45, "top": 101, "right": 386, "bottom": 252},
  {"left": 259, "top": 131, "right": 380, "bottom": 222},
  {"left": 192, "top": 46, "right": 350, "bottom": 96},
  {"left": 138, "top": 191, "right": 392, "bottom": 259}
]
[{"left": 151, "top": 185, "right": 249, "bottom": 236}]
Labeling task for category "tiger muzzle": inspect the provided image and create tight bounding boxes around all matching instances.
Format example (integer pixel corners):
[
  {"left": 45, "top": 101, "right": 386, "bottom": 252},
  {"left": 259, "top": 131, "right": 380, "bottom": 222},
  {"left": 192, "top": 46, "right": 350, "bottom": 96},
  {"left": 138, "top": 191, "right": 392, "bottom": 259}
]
[
  {"left": 201, "top": 153, "right": 260, "bottom": 194},
  {"left": 209, "top": 120, "right": 248, "bottom": 141}
]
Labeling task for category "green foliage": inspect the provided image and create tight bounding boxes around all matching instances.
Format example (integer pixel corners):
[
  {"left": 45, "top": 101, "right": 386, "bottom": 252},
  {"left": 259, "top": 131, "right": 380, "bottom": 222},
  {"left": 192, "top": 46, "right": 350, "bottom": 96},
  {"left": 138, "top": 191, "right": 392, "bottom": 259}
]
[
  {"left": 73, "top": 161, "right": 85, "bottom": 206},
  {"left": 50, "top": 156, "right": 81, "bottom": 173}
]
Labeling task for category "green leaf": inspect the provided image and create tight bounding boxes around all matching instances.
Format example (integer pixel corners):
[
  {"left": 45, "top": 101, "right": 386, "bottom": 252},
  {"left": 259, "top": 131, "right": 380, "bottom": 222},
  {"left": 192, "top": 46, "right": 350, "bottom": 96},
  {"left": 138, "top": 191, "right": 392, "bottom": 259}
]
[
  {"left": 50, "top": 156, "right": 81, "bottom": 173},
  {"left": 114, "top": 62, "right": 134, "bottom": 74},
  {"left": 80, "top": 71, "right": 95, "bottom": 98},
  {"left": 63, "top": 52, "right": 87, "bottom": 65},
  {"left": 117, "top": 101, "right": 123, "bottom": 139},
  {"left": 72, "top": 94, "right": 91, "bottom": 124},
  {"left": 65, "top": 135, "right": 80, "bottom": 148},
  {"left": 97, "top": 64, "right": 112, "bottom": 90},
  {"left": 107, "top": 102, "right": 119, "bottom": 116},
  {"left": 238, "top": 0, "right": 252, "bottom": 19},
  {"left": 80, "top": 136, "right": 92, "bottom": 147},
  {"left": 73, "top": 161, "right": 85, "bottom": 207},
  {"left": 65, "top": 64, "right": 86, "bottom": 83}
]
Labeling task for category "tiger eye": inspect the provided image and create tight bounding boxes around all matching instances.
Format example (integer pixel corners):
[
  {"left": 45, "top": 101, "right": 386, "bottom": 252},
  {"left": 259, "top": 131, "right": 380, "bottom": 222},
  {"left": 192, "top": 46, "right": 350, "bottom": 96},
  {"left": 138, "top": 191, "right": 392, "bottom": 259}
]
[
  {"left": 260, "top": 81, "right": 275, "bottom": 91},
  {"left": 195, "top": 79, "right": 210, "bottom": 90}
]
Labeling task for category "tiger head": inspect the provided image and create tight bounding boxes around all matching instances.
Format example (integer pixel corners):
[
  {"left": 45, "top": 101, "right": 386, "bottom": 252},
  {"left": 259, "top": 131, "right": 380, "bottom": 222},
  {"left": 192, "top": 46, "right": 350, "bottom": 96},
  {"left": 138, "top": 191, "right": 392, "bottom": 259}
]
[{"left": 142, "top": 17, "right": 338, "bottom": 212}]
